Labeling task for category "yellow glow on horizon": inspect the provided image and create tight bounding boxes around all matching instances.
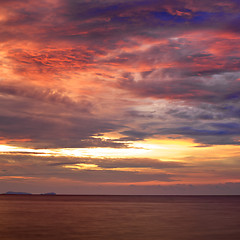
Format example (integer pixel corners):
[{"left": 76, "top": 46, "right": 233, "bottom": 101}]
[
  {"left": 64, "top": 163, "right": 99, "bottom": 170},
  {"left": 1, "top": 141, "right": 240, "bottom": 185},
  {"left": 0, "top": 144, "right": 53, "bottom": 155},
  {"left": 1, "top": 137, "right": 240, "bottom": 163},
  {"left": 0, "top": 145, "right": 20, "bottom": 152},
  {"left": 0, "top": 176, "right": 36, "bottom": 180},
  {"left": 129, "top": 138, "right": 200, "bottom": 160},
  {"left": 56, "top": 147, "right": 150, "bottom": 158}
]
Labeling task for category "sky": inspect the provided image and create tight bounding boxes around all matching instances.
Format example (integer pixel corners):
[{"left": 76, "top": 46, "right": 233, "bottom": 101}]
[{"left": 0, "top": 0, "right": 240, "bottom": 195}]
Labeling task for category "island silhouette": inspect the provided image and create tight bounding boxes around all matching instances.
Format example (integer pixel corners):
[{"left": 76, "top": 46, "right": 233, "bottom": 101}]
[{"left": 1, "top": 191, "right": 56, "bottom": 195}]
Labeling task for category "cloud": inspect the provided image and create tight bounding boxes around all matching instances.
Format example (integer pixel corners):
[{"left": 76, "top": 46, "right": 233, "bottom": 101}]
[
  {"left": 1, "top": 147, "right": 239, "bottom": 192},
  {"left": 0, "top": 153, "right": 185, "bottom": 170},
  {"left": 0, "top": 114, "right": 126, "bottom": 148},
  {"left": 0, "top": 92, "right": 127, "bottom": 148},
  {"left": 156, "top": 123, "right": 240, "bottom": 145},
  {"left": 86, "top": 157, "right": 185, "bottom": 169},
  {"left": 0, "top": 83, "right": 81, "bottom": 108},
  {"left": 0, "top": 154, "right": 178, "bottom": 182},
  {"left": 1, "top": 0, "right": 240, "bottom": 193}
]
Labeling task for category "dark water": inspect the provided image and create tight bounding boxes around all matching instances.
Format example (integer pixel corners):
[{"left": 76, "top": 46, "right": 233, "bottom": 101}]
[{"left": 0, "top": 195, "right": 239, "bottom": 240}]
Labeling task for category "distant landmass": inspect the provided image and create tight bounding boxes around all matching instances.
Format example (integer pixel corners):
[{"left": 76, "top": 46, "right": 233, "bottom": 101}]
[
  {"left": 41, "top": 192, "right": 57, "bottom": 195},
  {"left": 3, "top": 191, "right": 32, "bottom": 195},
  {"left": 1, "top": 191, "right": 57, "bottom": 195}
]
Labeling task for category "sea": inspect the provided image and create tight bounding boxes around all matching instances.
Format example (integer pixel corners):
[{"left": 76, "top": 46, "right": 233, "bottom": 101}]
[{"left": 0, "top": 195, "right": 239, "bottom": 240}]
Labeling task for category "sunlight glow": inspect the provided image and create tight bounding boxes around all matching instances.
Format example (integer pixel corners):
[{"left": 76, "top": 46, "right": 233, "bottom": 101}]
[
  {"left": 0, "top": 144, "right": 53, "bottom": 155},
  {"left": 56, "top": 147, "right": 150, "bottom": 158},
  {"left": 64, "top": 163, "right": 99, "bottom": 170}
]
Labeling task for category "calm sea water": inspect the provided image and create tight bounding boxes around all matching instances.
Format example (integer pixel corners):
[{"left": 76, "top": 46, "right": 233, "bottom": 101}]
[{"left": 0, "top": 195, "right": 239, "bottom": 240}]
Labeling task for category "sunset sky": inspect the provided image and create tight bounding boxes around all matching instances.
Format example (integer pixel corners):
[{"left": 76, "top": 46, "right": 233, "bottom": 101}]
[{"left": 0, "top": 0, "right": 240, "bottom": 194}]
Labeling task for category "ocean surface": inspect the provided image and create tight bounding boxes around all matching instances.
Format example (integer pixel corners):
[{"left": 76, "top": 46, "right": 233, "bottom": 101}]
[{"left": 0, "top": 195, "right": 239, "bottom": 240}]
